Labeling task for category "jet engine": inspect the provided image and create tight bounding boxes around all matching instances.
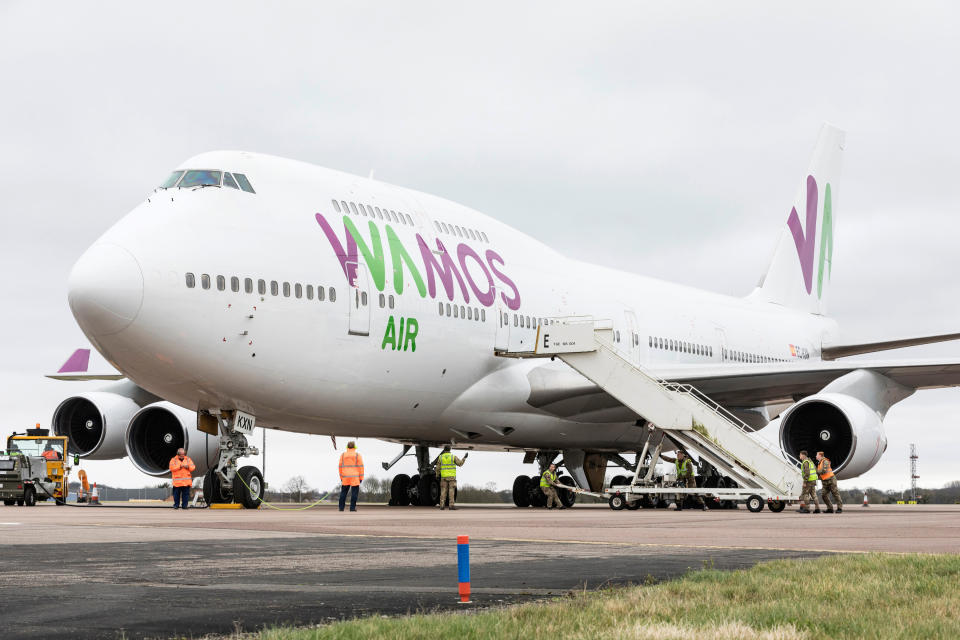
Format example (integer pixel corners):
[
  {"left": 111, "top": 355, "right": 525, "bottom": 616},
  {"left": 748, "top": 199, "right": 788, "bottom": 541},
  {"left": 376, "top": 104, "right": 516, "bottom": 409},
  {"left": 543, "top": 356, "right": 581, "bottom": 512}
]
[
  {"left": 125, "top": 401, "right": 220, "bottom": 477},
  {"left": 778, "top": 392, "right": 887, "bottom": 479},
  {"left": 53, "top": 390, "right": 141, "bottom": 459}
]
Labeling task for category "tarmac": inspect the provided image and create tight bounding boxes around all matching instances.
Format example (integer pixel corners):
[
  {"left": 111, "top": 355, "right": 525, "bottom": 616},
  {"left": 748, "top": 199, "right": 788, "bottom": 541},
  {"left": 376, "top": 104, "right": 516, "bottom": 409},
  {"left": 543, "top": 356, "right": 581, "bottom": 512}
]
[{"left": 0, "top": 502, "right": 956, "bottom": 639}]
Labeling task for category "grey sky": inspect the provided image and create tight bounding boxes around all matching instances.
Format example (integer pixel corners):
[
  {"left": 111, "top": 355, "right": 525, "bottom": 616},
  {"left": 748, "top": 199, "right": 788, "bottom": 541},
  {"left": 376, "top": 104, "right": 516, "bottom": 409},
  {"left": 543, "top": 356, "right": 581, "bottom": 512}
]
[{"left": 1, "top": 2, "right": 958, "bottom": 494}]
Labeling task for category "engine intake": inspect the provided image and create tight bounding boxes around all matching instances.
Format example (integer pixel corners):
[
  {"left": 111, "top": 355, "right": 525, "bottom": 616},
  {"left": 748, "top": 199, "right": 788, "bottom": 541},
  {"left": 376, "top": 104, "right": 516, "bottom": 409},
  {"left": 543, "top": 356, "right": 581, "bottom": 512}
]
[
  {"left": 779, "top": 392, "right": 887, "bottom": 479},
  {"left": 125, "top": 402, "right": 219, "bottom": 477},
  {"left": 52, "top": 392, "right": 140, "bottom": 459}
]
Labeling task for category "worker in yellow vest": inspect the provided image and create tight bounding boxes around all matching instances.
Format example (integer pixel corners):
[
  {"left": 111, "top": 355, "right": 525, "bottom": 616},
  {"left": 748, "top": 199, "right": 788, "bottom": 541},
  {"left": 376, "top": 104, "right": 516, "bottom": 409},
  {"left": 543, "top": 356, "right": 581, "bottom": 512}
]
[
  {"left": 797, "top": 450, "right": 821, "bottom": 513},
  {"left": 661, "top": 450, "right": 706, "bottom": 510},
  {"left": 434, "top": 445, "right": 467, "bottom": 510},
  {"left": 540, "top": 463, "right": 565, "bottom": 509},
  {"left": 816, "top": 451, "right": 842, "bottom": 513}
]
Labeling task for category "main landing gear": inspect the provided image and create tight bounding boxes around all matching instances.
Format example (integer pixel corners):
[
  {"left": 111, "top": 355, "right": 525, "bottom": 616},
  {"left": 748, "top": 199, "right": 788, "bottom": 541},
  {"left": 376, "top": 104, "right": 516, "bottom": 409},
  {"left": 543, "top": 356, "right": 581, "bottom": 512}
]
[
  {"left": 200, "top": 410, "right": 262, "bottom": 509},
  {"left": 511, "top": 452, "right": 576, "bottom": 509},
  {"left": 385, "top": 444, "right": 447, "bottom": 507}
]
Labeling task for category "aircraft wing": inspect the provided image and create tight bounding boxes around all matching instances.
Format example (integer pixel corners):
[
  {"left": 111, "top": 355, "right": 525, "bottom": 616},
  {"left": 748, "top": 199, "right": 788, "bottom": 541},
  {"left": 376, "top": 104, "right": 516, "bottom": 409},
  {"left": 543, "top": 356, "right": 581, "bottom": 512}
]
[{"left": 526, "top": 358, "right": 960, "bottom": 421}]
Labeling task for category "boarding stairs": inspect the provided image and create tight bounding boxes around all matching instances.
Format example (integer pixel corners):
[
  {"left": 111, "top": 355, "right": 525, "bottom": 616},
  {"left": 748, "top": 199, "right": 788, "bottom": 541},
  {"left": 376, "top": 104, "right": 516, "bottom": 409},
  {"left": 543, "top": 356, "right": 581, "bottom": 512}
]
[{"left": 495, "top": 317, "right": 801, "bottom": 504}]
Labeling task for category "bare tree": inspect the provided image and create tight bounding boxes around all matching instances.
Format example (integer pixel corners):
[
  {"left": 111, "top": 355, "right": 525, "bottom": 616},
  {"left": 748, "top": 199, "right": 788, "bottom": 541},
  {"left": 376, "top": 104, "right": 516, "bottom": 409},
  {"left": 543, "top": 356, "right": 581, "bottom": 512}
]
[{"left": 283, "top": 475, "right": 312, "bottom": 503}]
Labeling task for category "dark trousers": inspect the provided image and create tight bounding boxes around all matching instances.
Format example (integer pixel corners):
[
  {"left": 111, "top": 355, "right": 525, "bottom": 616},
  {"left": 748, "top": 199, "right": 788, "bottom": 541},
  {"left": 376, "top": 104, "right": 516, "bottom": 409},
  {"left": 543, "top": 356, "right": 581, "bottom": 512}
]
[
  {"left": 339, "top": 484, "right": 359, "bottom": 511},
  {"left": 172, "top": 486, "right": 190, "bottom": 508}
]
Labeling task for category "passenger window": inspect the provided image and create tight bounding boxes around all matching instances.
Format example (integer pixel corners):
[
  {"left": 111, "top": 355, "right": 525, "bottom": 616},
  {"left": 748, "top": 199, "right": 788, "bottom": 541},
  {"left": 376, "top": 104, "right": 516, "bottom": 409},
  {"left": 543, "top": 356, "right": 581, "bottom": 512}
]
[
  {"left": 270, "top": 281, "right": 278, "bottom": 296},
  {"left": 201, "top": 274, "right": 210, "bottom": 289},
  {"left": 481, "top": 232, "right": 489, "bottom": 242},
  {"left": 181, "top": 170, "right": 222, "bottom": 188},
  {"left": 467, "top": 307, "right": 473, "bottom": 320},
  {"left": 332, "top": 200, "right": 341, "bottom": 213},
  {"left": 405, "top": 213, "right": 413, "bottom": 226},
  {"left": 245, "top": 278, "right": 253, "bottom": 294},
  {"left": 295, "top": 283, "right": 302, "bottom": 299},
  {"left": 185, "top": 273, "right": 195, "bottom": 288},
  {"left": 341, "top": 200, "right": 350, "bottom": 214},
  {"left": 375, "top": 207, "right": 385, "bottom": 220},
  {"left": 233, "top": 173, "right": 255, "bottom": 193},
  {"left": 361, "top": 292, "right": 367, "bottom": 306},
  {"left": 329, "top": 288, "right": 336, "bottom": 302},
  {"left": 160, "top": 171, "right": 185, "bottom": 189},
  {"left": 481, "top": 309, "right": 485, "bottom": 322},
  {"left": 258, "top": 279, "right": 266, "bottom": 295},
  {"left": 468, "top": 229, "right": 476, "bottom": 240},
  {"left": 350, "top": 202, "right": 359, "bottom": 216},
  {"left": 282, "top": 282, "right": 290, "bottom": 297},
  {"left": 439, "top": 302, "right": 444, "bottom": 315},
  {"left": 231, "top": 276, "right": 239, "bottom": 292},
  {"left": 454, "top": 305, "right": 459, "bottom": 318},
  {"left": 513, "top": 314, "right": 518, "bottom": 327},
  {"left": 389, "top": 295, "right": 394, "bottom": 309},
  {"left": 391, "top": 211, "right": 400, "bottom": 224},
  {"left": 306, "top": 284, "right": 314, "bottom": 300},
  {"left": 223, "top": 173, "right": 240, "bottom": 190},
  {"left": 446, "top": 303, "right": 451, "bottom": 316},
  {"left": 455, "top": 226, "right": 464, "bottom": 238},
  {"left": 318, "top": 286, "right": 325, "bottom": 301},
  {"left": 435, "top": 221, "right": 442, "bottom": 232},
  {"left": 379, "top": 293, "right": 385, "bottom": 308}
]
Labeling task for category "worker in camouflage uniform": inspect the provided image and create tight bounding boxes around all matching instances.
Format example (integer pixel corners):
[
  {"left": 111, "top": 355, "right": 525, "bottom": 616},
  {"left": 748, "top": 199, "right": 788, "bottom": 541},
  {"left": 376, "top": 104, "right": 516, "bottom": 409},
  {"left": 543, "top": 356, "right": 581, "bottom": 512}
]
[
  {"left": 435, "top": 445, "right": 467, "bottom": 510},
  {"left": 816, "top": 451, "right": 842, "bottom": 513},
  {"left": 797, "top": 450, "right": 821, "bottom": 513},
  {"left": 661, "top": 450, "right": 706, "bottom": 510},
  {"left": 539, "top": 463, "right": 564, "bottom": 509}
]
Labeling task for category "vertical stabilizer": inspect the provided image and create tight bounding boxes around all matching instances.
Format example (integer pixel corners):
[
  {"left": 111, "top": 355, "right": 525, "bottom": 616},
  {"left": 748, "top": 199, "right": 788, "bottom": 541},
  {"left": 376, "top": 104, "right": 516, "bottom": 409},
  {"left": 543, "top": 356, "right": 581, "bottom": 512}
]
[{"left": 753, "top": 123, "right": 845, "bottom": 315}]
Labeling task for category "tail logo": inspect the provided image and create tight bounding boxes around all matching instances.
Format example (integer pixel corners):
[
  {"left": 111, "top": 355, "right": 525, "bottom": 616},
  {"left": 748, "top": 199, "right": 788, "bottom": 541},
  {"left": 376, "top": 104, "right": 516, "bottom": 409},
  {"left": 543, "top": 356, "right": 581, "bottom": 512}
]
[{"left": 786, "top": 175, "right": 833, "bottom": 299}]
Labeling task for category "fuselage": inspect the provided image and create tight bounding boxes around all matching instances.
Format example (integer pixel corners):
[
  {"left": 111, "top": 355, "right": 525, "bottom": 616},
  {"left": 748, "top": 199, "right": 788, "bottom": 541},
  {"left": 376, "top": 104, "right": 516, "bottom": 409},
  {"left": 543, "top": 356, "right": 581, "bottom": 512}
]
[{"left": 68, "top": 151, "right": 837, "bottom": 451}]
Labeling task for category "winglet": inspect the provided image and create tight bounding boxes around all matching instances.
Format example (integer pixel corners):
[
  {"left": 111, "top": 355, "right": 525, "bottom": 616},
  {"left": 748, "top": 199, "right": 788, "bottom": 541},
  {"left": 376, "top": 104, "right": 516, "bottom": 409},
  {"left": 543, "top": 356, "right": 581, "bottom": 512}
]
[{"left": 57, "top": 349, "right": 91, "bottom": 373}]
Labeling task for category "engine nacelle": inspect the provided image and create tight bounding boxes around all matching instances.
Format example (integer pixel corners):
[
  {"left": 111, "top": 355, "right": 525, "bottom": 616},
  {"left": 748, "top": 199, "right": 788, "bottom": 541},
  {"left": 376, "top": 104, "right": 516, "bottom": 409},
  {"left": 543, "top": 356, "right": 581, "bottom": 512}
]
[
  {"left": 125, "top": 402, "right": 220, "bottom": 477},
  {"left": 52, "top": 392, "right": 141, "bottom": 459},
  {"left": 779, "top": 392, "right": 888, "bottom": 479}
]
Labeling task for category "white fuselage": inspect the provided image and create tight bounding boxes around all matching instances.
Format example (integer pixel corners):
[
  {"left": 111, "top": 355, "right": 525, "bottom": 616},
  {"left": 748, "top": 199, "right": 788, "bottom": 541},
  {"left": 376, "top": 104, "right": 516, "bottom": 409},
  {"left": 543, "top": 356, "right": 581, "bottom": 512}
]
[{"left": 69, "top": 151, "right": 836, "bottom": 452}]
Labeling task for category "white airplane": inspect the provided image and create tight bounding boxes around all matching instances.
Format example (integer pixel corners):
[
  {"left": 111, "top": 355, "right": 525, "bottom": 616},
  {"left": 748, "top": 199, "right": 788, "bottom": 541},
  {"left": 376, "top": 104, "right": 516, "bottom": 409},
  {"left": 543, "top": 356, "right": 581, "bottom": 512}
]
[{"left": 51, "top": 123, "right": 960, "bottom": 508}]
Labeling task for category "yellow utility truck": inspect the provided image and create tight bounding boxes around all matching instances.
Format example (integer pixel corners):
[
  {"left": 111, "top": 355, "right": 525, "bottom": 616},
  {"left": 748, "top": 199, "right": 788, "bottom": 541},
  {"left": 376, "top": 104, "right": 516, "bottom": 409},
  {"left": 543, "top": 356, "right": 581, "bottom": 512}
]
[{"left": 0, "top": 428, "right": 70, "bottom": 506}]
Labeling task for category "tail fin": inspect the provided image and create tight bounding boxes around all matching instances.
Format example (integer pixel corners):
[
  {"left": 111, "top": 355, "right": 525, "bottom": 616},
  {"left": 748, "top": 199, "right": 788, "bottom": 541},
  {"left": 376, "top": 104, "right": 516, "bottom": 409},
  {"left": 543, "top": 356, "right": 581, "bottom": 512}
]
[{"left": 753, "top": 123, "right": 846, "bottom": 315}]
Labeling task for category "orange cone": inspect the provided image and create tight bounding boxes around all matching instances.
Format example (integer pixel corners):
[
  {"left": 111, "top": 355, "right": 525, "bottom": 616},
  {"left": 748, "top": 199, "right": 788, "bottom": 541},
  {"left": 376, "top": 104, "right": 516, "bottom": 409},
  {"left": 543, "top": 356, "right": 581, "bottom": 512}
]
[
  {"left": 91, "top": 483, "right": 100, "bottom": 505},
  {"left": 862, "top": 492, "right": 869, "bottom": 507}
]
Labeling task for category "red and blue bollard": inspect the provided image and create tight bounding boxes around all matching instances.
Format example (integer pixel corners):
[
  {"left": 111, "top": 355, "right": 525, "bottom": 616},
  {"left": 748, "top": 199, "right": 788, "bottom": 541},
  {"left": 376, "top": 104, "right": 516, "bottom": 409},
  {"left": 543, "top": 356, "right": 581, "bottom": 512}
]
[{"left": 457, "top": 535, "right": 471, "bottom": 603}]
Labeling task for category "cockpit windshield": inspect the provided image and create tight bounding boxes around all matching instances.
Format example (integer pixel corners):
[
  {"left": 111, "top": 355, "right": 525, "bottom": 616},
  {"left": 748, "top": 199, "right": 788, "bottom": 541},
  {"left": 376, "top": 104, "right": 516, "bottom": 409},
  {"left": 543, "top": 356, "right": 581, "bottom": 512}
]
[{"left": 157, "top": 169, "right": 255, "bottom": 193}]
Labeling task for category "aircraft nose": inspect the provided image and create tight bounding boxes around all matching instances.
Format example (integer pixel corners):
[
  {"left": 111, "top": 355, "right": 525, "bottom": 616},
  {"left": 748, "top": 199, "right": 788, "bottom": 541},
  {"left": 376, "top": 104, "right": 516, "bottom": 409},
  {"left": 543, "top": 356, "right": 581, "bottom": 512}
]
[{"left": 68, "top": 243, "right": 144, "bottom": 336}]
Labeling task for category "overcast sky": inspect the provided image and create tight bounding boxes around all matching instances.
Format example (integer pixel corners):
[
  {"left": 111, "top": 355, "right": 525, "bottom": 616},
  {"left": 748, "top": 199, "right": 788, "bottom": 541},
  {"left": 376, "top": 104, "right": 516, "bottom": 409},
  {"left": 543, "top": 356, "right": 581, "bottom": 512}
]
[{"left": 1, "top": 2, "right": 958, "bottom": 496}]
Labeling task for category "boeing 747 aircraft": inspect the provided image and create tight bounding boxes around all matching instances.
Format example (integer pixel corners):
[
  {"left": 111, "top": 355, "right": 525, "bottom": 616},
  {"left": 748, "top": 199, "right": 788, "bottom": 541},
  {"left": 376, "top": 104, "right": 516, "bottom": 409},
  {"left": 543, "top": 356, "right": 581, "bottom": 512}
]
[{"left": 51, "top": 124, "right": 960, "bottom": 508}]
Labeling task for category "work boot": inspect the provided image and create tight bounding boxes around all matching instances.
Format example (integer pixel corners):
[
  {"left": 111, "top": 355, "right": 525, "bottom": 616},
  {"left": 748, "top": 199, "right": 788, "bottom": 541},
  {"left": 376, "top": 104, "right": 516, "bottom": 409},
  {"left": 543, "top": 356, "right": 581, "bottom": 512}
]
[
  {"left": 449, "top": 506, "right": 457, "bottom": 510},
  {"left": 814, "top": 508, "right": 822, "bottom": 513},
  {"left": 440, "top": 506, "right": 446, "bottom": 510},
  {"left": 824, "top": 507, "right": 834, "bottom": 513},
  {"left": 797, "top": 507, "right": 810, "bottom": 513},
  {"left": 836, "top": 507, "right": 843, "bottom": 513}
]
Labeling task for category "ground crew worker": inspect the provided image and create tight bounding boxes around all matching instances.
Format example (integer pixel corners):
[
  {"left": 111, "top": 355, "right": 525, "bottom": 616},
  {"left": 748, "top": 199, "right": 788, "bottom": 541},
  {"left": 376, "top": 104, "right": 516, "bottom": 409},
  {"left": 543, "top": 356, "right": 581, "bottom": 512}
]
[
  {"left": 42, "top": 443, "right": 62, "bottom": 461},
  {"left": 338, "top": 441, "right": 364, "bottom": 512},
  {"left": 540, "top": 463, "right": 564, "bottom": 509},
  {"left": 434, "top": 445, "right": 467, "bottom": 510},
  {"left": 816, "top": 451, "right": 842, "bottom": 513},
  {"left": 168, "top": 448, "right": 195, "bottom": 509},
  {"left": 661, "top": 450, "right": 706, "bottom": 510},
  {"left": 797, "top": 450, "right": 821, "bottom": 513}
]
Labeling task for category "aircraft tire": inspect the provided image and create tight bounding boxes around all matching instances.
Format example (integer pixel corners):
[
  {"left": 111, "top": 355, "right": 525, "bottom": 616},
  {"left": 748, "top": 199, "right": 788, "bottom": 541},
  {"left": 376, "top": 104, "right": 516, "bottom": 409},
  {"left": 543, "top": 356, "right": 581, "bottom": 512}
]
[
  {"left": 557, "top": 475, "right": 577, "bottom": 508},
  {"left": 512, "top": 475, "right": 530, "bottom": 507},
  {"left": 233, "top": 466, "right": 264, "bottom": 509},
  {"left": 407, "top": 474, "right": 420, "bottom": 505},
  {"left": 203, "top": 468, "right": 226, "bottom": 505},
  {"left": 417, "top": 474, "right": 439, "bottom": 506},
  {"left": 390, "top": 474, "right": 411, "bottom": 506},
  {"left": 529, "top": 475, "right": 547, "bottom": 507}
]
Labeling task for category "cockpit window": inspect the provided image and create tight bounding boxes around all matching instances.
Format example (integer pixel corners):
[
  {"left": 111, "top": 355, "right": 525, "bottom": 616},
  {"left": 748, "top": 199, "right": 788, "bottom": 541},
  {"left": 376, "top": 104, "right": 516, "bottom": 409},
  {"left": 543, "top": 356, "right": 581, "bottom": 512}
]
[
  {"left": 233, "top": 173, "right": 256, "bottom": 193},
  {"left": 180, "top": 170, "right": 222, "bottom": 188},
  {"left": 159, "top": 171, "right": 185, "bottom": 189},
  {"left": 223, "top": 173, "right": 240, "bottom": 189}
]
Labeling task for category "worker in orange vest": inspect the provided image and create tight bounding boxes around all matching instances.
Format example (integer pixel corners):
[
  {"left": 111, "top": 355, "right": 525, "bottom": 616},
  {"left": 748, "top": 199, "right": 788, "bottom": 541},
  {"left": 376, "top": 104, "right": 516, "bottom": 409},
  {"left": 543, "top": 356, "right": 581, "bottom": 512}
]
[
  {"left": 816, "top": 451, "right": 842, "bottom": 513},
  {"left": 338, "top": 441, "right": 364, "bottom": 512},
  {"left": 169, "top": 448, "right": 196, "bottom": 509},
  {"left": 42, "top": 443, "right": 62, "bottom": 461}
]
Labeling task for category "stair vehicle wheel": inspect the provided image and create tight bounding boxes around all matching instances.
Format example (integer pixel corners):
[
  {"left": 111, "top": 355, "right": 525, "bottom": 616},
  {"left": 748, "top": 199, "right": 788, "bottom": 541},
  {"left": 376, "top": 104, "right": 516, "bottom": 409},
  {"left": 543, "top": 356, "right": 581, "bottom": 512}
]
[
  {"left": 529, "top": 475, "right": 546, "bottom": 507},
  {"left": 512, "top": 475, "right": 531, "bottom": 507},
  {"left": 625, "top": 499, "right": 640, "bottom": 510},
  {"left": 23, "top": 486, "right": 36, "bottom": 507},
  {"left": 557, "top": 475, "right": 577, "bottom": 508},
  {"left": 203, "top": 468, "right": 228, "bottom": 505},
  {"left": 639, "top": 495, "right": 655, "bottom": 509},
  {"left": 232, "top": 466, "right": 264, "bottom": 509},
  {"left": 746, "top": 495, "right": 765, "bottom": 513},
  {"left": 608, "top": 494, "right": 626, "bottom": 510},
  {"left": 767, "top": 500, "right": 786, "bottom": 513},
  {"left": 391, "top": 474, "right": 411, "bottom": 506}
]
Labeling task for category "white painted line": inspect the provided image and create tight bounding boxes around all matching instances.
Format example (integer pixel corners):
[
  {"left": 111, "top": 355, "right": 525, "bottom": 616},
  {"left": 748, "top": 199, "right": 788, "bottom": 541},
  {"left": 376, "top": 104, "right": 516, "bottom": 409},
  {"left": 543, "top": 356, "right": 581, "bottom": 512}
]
[{"left": 0, "top": 522, "right": 21, "bottom": 526}]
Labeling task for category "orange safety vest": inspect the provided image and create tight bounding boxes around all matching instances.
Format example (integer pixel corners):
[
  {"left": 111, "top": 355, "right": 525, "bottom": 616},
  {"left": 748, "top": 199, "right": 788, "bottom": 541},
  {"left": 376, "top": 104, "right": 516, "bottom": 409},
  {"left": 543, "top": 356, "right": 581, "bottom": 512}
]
[
  {"left": 42, "top": 450, "right": 61, "bottom": 461},
  {"left": 338, "top": 449, "right": 364, "bottom": 486},
  {"left": 169, "top": 456, "right": 196, "bottom": 487},
  {"left": 817, "top": 457, "right": 834, "bottom": 480}
]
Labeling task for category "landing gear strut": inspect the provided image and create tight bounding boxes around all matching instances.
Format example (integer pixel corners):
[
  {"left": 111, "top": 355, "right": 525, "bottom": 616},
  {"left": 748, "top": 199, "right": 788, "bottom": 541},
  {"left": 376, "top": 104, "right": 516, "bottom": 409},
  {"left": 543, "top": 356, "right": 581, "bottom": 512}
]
[{"left": 201, "top": 410, "right": 261, "bottom": 508}]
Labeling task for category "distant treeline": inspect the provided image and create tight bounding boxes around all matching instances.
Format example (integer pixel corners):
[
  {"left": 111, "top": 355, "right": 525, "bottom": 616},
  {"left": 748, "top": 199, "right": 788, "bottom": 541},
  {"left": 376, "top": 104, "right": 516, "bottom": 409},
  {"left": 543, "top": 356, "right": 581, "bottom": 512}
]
[{"left": 840, "top": 481, "right": 960, "bottom": 504}]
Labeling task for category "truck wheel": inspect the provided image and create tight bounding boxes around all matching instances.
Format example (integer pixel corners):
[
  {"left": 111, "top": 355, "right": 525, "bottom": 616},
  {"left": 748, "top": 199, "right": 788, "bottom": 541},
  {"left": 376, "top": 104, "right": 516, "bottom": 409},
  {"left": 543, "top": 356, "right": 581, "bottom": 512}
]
[
  {"left": 746, "top": 495, "right": 765, "bottom": 513},
  {"left": 609, "top": 494, "right": 626, "bottom": 510},
  {"left": 24, "top": 486, "right": 36, "bottom": 507},
  {"left": 2, "top": 500, "right": 14, "bottom": 506},
  {"left": 768, "top": 500, "right": 786, "bottom": 513}
]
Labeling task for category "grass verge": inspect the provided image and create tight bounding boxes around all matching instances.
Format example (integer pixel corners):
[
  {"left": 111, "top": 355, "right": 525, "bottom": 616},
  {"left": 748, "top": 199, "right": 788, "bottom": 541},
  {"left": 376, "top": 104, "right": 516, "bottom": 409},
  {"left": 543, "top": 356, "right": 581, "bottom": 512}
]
[{"left": 250, "top": 553, "right": 960, "bottom": 640}]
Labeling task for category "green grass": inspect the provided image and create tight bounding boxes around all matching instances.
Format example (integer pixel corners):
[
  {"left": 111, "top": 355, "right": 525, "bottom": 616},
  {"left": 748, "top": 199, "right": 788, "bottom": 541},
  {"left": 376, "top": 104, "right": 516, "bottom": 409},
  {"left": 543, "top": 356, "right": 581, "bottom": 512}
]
[{"left": 246, "top": 554, "right": 959, "bottom": 640}]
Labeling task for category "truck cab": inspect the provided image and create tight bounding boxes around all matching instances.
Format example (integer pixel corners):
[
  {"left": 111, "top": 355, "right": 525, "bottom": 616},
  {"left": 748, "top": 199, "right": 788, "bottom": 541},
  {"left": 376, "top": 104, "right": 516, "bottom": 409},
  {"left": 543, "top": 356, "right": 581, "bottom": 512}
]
[{"left": 0, "top": 429, "right": 70, "bottom": 506}]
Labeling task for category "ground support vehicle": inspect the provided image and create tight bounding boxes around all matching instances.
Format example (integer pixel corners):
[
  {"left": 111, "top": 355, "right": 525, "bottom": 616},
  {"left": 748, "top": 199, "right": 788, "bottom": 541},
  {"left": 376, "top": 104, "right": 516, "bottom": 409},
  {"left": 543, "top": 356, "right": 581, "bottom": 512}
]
[{"left": 0, "top": 429, "right": 70, "bottom": 506}]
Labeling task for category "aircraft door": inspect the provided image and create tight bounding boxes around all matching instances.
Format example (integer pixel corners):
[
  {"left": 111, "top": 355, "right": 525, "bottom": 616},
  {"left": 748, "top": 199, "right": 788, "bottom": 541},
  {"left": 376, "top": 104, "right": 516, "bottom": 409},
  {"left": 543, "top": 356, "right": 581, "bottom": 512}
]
[
  {"left": 714, "top": 327, "right": 726, "bottom": 363},
  {"left": 348, "top": 261, "right": 371, "bottom": 336},
  {"left": 624, "top": 310, "right": 642, "bottom": 365}
]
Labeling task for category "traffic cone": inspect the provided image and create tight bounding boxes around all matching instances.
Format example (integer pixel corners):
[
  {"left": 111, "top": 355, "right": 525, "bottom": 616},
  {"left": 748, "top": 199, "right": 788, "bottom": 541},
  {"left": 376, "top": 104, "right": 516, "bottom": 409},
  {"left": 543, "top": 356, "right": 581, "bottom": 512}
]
[
  {"left": 90, "top": 483, "right": 100, "bottom": 505},
  {"left": 862, "top": 492, "right": 869, "bottom": 507}
]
